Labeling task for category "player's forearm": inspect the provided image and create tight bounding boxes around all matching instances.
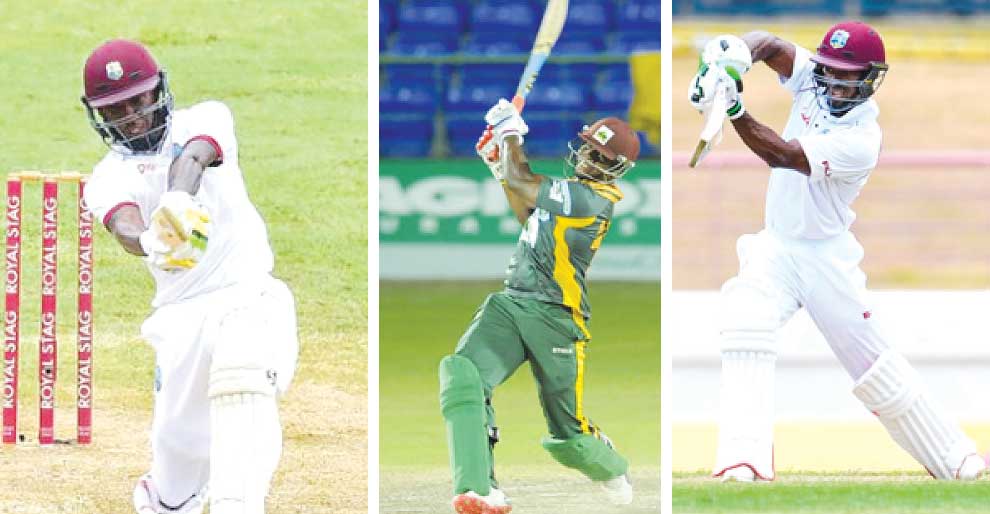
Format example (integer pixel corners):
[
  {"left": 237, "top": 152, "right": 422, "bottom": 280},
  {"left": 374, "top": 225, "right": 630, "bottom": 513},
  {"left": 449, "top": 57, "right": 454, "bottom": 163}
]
[
  {"left": 502, "top": 137, "right": 541, "bottom": 208},
  {"left": 108, "top": 210, "right": 148, "bottom": 256},
  {"left": 502, "top": 184, "right": 533, "bottom": 224},
  {"left": 731, "top": 113, "right": 810, "bottom": 174},
  {"left": 168, "top": 140, "right": 216, "bottom": 194},
  {"left": 742, "top": 31, "right": 795, "bottom": 78}
]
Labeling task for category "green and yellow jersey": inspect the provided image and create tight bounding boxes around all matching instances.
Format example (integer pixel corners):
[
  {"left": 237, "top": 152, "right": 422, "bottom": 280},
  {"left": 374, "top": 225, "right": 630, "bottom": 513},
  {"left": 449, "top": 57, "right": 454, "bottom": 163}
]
[{"left": 503, "top": 176, "right": 623, "bottom": 338}]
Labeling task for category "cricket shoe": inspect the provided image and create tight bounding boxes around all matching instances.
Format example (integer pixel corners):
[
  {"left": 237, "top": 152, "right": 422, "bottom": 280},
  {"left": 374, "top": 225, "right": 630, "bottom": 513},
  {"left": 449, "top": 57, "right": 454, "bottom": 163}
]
[
  {"left": 719, "top": 465, "right": 757, "bottom": 483},
  {"left": 451, "top": 488, "right": 512, "bottom": 514},
  {"left": 599, "top": 474, "right": 633, "bottom": 505},
  {"left": 956, "top": 453, "right": 988, "bottom": 480},
  {"left": 133, "top": 473, "right": 206, "bottom": 514}
]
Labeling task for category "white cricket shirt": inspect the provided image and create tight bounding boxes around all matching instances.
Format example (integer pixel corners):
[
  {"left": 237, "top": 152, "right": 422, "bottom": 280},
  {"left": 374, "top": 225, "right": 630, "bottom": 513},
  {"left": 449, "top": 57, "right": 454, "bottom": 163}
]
[
  {"left": 85, "top": 101, "right": 275, "bottom": 308},
  {"left": 765, "top": 46, "right": 882, "bottom": 240}
]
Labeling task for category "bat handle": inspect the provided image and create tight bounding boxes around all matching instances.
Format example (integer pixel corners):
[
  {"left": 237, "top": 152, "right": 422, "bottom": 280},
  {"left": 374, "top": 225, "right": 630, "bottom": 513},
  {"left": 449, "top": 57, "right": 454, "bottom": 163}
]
[{"left": 511, "top": 95, "right": 526, "bottom": 113}]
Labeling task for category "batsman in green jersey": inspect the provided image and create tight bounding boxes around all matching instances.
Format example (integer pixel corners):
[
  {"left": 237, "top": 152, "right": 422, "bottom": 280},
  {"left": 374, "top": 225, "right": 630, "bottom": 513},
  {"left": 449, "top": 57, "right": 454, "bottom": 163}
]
[{"left": 440, "top": 99, "right": 642, "bottom": 514}]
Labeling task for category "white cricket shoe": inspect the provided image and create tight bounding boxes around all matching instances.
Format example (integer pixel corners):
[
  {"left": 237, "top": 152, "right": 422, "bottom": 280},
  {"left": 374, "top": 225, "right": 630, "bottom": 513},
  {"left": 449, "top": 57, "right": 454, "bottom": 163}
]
[
  {"left": 132, "top": 473, "right": 206, "bottom": 514},
  {"left": 599, "top": 474, "right": 633, "bottom": 505},
  {"left": 720, "top": 466, "right": 756, "bottom": 482},
  {"left": 956, "top": 454, "right": 988, "bottom": 480},
  {"left": 451, "top": 488, "right": 512, "bottom": 514}
]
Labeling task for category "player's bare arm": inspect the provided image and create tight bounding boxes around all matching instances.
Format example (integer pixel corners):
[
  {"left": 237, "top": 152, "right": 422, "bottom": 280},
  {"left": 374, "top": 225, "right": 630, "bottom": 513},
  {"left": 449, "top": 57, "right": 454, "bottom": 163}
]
[
  {"left": 731, "top": 114, "right": 811, "bottom": 174},
  {"left": 742, "top": 31, "right": 796, "bottom": 79},
  {"left": 503, "top": 136, "right": 544, "bottom": 223},
  {"left": 168, "top": 139, "right": 218, "bottom": 194},
  {"left": 107, "top": 205, "right": 148, "bottom": 256}
]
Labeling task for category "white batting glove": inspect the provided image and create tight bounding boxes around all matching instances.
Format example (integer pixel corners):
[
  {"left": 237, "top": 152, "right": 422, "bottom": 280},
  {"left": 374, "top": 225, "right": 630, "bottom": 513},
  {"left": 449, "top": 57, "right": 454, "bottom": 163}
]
[
  {"left": 475, "top": 126, "right": 505, "bottom": 180},
  {"left": 142, "top": 191, "right": 211, "bottom": 272},
  {"left": 688, "top": 62, "right": 721, "bottom": 112},
  {"left": 701, "top": 35, "right": 752, "bottom": 79},
  {"left": 719, "top": 70, "right": 745, "bottom": 120},
  {"left": 484, "top": 98, "right": 528, "bottom": 144}
]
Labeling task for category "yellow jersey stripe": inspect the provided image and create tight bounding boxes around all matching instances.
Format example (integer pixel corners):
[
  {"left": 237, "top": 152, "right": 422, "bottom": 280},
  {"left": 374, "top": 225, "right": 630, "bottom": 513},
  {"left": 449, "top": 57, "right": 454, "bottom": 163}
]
[
  {"left": 579, "top": 180, "right": 624, "bottom": 203},
  {"left": 552, "top": 216, "right": 596, "bottom": 339},
  {"left": 575, "top": 340, "right": 590, "bottom": 434}
]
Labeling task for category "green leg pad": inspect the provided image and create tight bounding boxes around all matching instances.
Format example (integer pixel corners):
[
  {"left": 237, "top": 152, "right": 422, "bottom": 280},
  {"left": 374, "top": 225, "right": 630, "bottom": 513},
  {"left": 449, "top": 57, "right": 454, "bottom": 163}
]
[
  {"left": 541, "top": 434, "right": 629, "bottom": 481},
  {"left": 439, "top": 355, "right": 492, "bottom": 495}
]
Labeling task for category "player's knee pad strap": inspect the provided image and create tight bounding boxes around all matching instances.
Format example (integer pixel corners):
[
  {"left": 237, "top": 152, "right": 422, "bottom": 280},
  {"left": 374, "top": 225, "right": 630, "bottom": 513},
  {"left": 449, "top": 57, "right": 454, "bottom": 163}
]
[
  {"left": 541, "top": 434, "right": 629, "bottom": 481},
  {"left": 208, "top": 367, "right": 277, "bottom": 399},
  {"left": 853, "top": 350, "right": 977, "bottom": 479}
]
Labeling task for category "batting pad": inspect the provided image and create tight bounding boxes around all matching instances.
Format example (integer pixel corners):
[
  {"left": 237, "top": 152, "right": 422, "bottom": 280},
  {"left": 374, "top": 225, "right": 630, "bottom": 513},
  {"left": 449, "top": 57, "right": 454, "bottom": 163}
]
[
  {"left": 209, "top": 392, "right": 281, "bottom": 514},
  {"left": 853, "top": 350, "right": 978, "bottom": 479},
  {"left": 439, "top": 355, "right": 493, "bottom": 495},
  {"left": 541, "top": 434, "right": 629, "bottom": 481},
  {"left": 713, "top": 350, "right": 777, "bottom": 480}
]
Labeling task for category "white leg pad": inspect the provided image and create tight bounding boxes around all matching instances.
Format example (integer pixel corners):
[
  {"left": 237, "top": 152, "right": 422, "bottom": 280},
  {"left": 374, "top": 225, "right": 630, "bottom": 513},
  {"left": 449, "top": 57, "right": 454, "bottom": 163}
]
[
  {"left": 853, "top": 350, "right": 978, "bottom": 479},
  {"left": 209, "top": 391, "right": 281, "bottom": 514},
  {"left": 133, "top": 473, "right": 206, "bottom": 514},
  {"left": 713, "top": 350, "right": 777, "bottom": 480}
]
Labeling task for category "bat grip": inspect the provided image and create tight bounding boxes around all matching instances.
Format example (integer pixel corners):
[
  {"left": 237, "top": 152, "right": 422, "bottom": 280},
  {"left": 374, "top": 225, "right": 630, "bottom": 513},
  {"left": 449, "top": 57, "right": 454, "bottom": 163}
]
[{"left": 511, "top": 95, "right": 526, "bottom": 113}]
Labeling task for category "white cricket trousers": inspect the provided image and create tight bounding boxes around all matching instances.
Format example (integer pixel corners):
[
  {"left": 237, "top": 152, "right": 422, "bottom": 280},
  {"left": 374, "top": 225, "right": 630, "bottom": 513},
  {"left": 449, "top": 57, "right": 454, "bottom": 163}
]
[{"left": 140, "top": 275, "right": 299, "bottom": 506}]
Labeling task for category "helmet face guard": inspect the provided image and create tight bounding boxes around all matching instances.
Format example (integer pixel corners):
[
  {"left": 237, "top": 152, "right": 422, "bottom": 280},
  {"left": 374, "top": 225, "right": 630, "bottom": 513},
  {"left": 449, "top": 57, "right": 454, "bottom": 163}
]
[
  {"left": 811, "top": 62, "right": 888, "bottom": 116},
  {"left": 82, "top": 70, "right": 173, "bottom": 154},
  {"left": 564, "top": 138, "right": 634, "bottom": 184}
]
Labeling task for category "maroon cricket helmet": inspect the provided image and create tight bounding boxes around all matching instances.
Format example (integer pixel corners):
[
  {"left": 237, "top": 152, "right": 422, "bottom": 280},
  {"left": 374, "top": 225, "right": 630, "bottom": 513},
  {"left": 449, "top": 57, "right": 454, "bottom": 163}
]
[
  {"left": 809, "top": 21, "right": 889, "bottom": 115},
  {"left": 567, "top": 117, "right": 640, "bottom": 182},
  {"left": 811, "top": 21, "right": 886, "bottom": 72},
  {"left": 82, "top": 39, "right": 162, "bottom": 108},
  {"left": 81, "top": 39, "right": 174, "bottom": 153}
]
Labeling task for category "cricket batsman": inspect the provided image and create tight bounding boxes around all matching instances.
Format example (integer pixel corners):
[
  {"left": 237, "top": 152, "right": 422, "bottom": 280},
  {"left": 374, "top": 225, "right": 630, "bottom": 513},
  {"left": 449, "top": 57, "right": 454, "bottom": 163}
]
[
  {"left": 689, "top": 22, "right": 987, "bottom": 481},
  {"left": 80, "top": 39, "right": 299, "bottom": 512},
  {"left": 438, "top": 99, "right": 639, "bottom": 513}
]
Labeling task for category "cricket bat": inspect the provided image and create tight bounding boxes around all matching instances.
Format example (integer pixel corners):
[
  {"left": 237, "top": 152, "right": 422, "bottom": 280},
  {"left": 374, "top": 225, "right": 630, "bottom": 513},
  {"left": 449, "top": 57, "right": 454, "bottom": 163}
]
[
  {"left": 511, "top": 0, "right": 569, "bottom": 112},
  {"left": 688, "top": 86, "right": 728, "bottom": 168}
]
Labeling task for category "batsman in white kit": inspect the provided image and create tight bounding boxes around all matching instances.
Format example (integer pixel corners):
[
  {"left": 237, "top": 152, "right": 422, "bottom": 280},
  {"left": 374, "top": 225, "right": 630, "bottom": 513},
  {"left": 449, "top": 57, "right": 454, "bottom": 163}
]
[
  {"left": 689, "top": 22, "right": 987, "bottom": 481},
  {"left": 80, "top": 39, "right": 299, "bottom": 512}
]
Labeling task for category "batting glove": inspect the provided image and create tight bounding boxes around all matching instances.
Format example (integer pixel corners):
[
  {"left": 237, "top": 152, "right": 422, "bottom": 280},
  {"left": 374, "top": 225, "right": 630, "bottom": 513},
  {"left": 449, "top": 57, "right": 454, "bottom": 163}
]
[
  {"left": 484, "top": 98, "right": 528, "bottom": 144},
  {"left": 475, "top": 126, "right": 505, "bottom": 180},
  {"left": 720, "top": 71, "right": 746, "bottom": 120},
  {"left": 688, "top": 62, "right": 721, "bottom": 112},
  {"left": 142, "top": 191, "right": 211, "bottom": 272}
]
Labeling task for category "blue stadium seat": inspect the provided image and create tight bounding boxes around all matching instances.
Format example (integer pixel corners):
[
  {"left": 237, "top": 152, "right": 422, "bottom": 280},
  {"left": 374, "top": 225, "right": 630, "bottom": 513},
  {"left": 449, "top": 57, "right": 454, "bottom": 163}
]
[
  {"left": 384, "top": 63, "right": 442, "bottom": 89},
  {"left": 618, "top": 0, "right": 661, "bottom": 32},
  {"left": 380, "top": 83, "right": 438, "bottom": 116},
  {"left": 445, "top": 83, "right": 513, "bottom": 114},
  {"left": 637, "top": 131, "right": 659, "bottom": 158},
  {"left": 592, "top": 82, "right": 633, "bottom": 113},
  {"left": 445, "top": 118, "right": 487, "bottom": 157},
  {"left": 462, "top": 32, "right": 529, "bottom": 56},
  {"left": 380, "top": 4, "right": 396, "bottom": 36},
  {"left": 566, "top": 0, "right": 614, "bottom": 33},
  {"left": 388, "top": 31, "right": 459, "bottom": 56},
  {"left": 470, "top": 1, "right": 539, "bottom": 35},
  {"left": 524, "top": 82, "right": 589, "bottom": 113},
  {"left": 552, "top": 31, "right": 605, "bottom": 56},
  {"left": 397, "top": 0, "right": 467, "bottom": 34},
  {"left": 380, "top": 117, "right": 434, "bottom": 157},
  {"left": 601, "top": 63, "right": 632, "bottom": 85},
  {"left": 538, "top": 62, "right": 599, "bottom": 83},
  {"left": 525, "top": 117, "right": 585, "bottom": 157},
  {"left": 459, "top": 63, "right": 523, "bottom": 87},
  {"left": 609, "top": 31, "right": 661, "bottom": 54}
]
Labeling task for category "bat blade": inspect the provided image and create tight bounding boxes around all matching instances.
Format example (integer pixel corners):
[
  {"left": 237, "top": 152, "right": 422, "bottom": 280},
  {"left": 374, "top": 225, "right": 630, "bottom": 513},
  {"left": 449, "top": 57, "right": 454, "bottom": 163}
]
[
  {"left": 512, "top": 0, "right": 569, "bottom": 111},
  {"left": 688, "top": 88, "right": 728, "bottom": 168}
]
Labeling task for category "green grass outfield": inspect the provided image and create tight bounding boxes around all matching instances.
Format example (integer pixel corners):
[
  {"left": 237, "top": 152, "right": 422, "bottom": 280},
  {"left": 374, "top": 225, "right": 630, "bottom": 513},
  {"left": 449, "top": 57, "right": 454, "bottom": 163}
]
[
  {"left": 0, "top": 2, "right": 367, "bottom": 512},
  {"left": 674, "top": 472, "right": 990, "bottom": 514},
  {"left": 380, "top": 280, "right": 660, "bottom": 513}
]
